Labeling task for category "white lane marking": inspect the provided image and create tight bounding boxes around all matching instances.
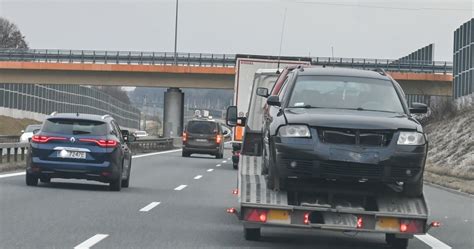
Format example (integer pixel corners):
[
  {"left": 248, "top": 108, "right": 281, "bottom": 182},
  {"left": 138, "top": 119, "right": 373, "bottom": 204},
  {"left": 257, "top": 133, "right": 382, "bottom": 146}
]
[
  {"left": 216, "top": 164, "right": 221, "bottom": 167},
  {"left": 74, "top": 234, "right": 109, "bottom": 249},
  {"left": 132, "top": 149, "right": 182, "bottom": 159},
  {"left": 222, "top": 160, "right": 227, "bottom": 163},
  {"left": 139, "top": 202, "right": 161, "bottom": 212},
  {"left": 415, "top": 234, "right": 452, "bottom": 249},
  {"left": 227, "top": 158, "right": 231, "bottom": 160},
  {"left": 194, "top": 175, "right": 202, "bottom": 179},
  {"left": 207, "top": 169, "right": 214, "bottom": 172},
  {"left": 0, "top": 172, "right": 25, "bottom": 178},
  {"left": 174, "top": 184, "right": 187, "bottom": 191}
]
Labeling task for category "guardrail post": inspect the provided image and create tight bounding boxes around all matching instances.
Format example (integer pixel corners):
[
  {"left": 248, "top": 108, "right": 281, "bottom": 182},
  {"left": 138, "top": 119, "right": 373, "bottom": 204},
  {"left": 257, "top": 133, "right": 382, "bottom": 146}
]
[
  {"left": 187, "top": 53, "right": 190, "bottom": 66},
  {"left": 105, "top": 51, "right": 108, "bottom": 64},
  {"left": 164, "top": 52, "right": 167, "bottom": 65},
  {"left": 152, "top": 52, "right": 155, "bottom": 65},
  {"left": 14, "top": 148, "right": 18, "bottom": 162},
  {"left": 0, "top": 148, "right": 2, "bottom": 163},
  {"left": 93, "top": 51, "right": 96, "bottom": 63},
  {"left": 21, "top": 147, "right": 25, "bottom": 161},
  {"left": 211, "top": 54, "right": 214, "bottom": 67},
  {"left": 199, "top": 53, "right": 202, "bottom": 66},
  {"left": 7, "top": 148, "right": 11, "bottom": 163}
]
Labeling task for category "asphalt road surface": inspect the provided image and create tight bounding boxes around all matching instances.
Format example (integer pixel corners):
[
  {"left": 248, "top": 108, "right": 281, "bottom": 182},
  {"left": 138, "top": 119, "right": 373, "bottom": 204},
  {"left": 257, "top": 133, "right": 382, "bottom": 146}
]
[{"left": 0, "top": 147, "right": 472, "bottom": 249}]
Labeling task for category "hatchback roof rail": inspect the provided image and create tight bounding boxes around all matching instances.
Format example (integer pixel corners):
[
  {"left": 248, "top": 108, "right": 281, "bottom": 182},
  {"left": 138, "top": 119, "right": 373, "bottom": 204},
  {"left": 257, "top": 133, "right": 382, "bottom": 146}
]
[
  {"left": 50, "top": 111, "right": 58, "bottom": 116},
  {"left": 373, "top": 68, "right": 387, "bottom": 76},
  {"left": 101, "top": 114, "right": 111, "bottom": 120}
]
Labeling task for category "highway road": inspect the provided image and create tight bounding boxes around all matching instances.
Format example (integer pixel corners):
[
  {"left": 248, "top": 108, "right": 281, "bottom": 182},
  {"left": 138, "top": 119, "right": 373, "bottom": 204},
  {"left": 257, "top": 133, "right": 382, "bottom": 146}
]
[{"left": 0, "top": 146, "right": 472, "bottom": 249}]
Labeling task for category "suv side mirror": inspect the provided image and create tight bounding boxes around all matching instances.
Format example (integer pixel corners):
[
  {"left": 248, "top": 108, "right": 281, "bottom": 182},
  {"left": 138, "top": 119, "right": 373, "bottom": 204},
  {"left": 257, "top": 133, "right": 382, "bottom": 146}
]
[
  {"left": 267, "top": 95, "right": 281, "bottom": 107},
  {"left": 410, "top": 102, "right": 428, "bottom": 114},
  {"left": 226, "top": 106, "right": 238, "bottom": 127},
  {"left": 256, "top": 87, "right": 269, "bottom": 98},
  {"left": 121, "top": 129, "right": 133, "bottom": 142},
  {"left": 32, "top": 129, "right": 40, "bottom": 134}
]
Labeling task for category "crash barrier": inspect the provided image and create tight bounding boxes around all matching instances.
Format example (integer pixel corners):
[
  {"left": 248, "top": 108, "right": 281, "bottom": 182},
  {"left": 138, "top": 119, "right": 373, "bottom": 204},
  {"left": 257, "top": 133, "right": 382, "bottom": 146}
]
[
  {"left": 0, "top": 142, "right": 28, "bottom": 163},
  {"left": 128, "top": 138, "right": 175, "bottom": 154},
  {"left": 0, "top": 83, "right": 140, "bottom": 129},
  {"left": 0, "top": 135, "right": 20, "bottom": 143},
  {"left": 0, "top": 49, "right": 452, "bottom": 74},
  {"left": 405, "top": 94, "right": 452, "bottom": 107}
]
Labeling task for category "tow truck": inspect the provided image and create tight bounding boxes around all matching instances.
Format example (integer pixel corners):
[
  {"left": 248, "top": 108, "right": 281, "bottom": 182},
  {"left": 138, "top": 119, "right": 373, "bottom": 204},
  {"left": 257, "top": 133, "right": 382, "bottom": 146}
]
[{"left": 225, "top": 66, "right": 439, "bottom": 249}]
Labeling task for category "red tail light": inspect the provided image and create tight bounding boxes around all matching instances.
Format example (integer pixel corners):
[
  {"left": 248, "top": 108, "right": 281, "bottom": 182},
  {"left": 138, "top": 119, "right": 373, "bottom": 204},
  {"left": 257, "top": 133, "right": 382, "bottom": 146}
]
[
  {"left": 399, "top": 219, "right": 423, "bottom": 233},
  {"left": 31, "top": 135, "right": 66, "bottom": 143},
  {"left": 357, "top": 217, "right": 364, "bottom": 229},
  {"left": 79, "top": 138, "right": 117, "bottom": 148},
  {"left": 245, "top": 209, "right": 268, "bottom": 223},
  {"left": 216, "top": 134, "right": 222, "bottom": 144},
  {"left": 182, "top": 132, "right": 187, "bottom": 142},
  {"left": 303, "top": 213, "right": 310, "bottom": 225}
]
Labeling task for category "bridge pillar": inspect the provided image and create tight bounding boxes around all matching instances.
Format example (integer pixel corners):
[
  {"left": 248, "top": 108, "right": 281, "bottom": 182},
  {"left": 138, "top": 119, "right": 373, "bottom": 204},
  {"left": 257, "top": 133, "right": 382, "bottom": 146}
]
[{"left": 163, "top": 88, "right": 184, "bottom": 138}]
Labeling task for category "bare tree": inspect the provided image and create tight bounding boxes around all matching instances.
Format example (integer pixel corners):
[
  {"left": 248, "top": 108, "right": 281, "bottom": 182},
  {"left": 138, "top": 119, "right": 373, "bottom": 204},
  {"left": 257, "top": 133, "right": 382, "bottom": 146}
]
[{"left": 0, "top": 17, "right": 29, "bottom": 49}]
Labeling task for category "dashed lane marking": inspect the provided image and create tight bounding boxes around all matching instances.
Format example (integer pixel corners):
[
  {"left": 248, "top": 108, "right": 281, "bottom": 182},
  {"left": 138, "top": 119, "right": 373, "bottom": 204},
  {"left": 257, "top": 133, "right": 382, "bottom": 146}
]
[
  {"left": 207, "top": 169, "right": 214, "bottom": 172},
  {"left": 174, "top": 184, "right": 187, "bottom": 191},
  {"left": 222, "top": 160, "right": 227, "bottom": 163},
  {"left": 74, "top": 234, "right": 109, "bottom": 249},
  {"left": 139, "top": 202, "right": 161, "bottom": 212},
  {"left": 415, "top": 234, "right": 452, "bottom": 249},
  {"left": 194, "top": 175, "right": 203, "bottom": 179},
  {"left": 216, "top": 164, "right": 221, "bottom": 167}
]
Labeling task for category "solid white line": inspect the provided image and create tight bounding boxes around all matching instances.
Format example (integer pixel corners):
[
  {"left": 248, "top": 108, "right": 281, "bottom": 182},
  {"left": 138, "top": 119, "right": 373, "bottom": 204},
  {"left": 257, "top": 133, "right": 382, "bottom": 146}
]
[
  {"left": 0, "top": 172, "right": 25, "bottom": 178},
  {"left": 207, "top": 168, "right": 214, "bottom": 172},
  {"left": 132, "top": 149, "right": 182, "bottom": 159},
  {"left": 194, "top": 175, "right": 202, "bottom": 179},
  {"left": 74, "top": 234, "right": 109, "bottom": 249},
  {"left": 222, "top": 160, "right": 227, "bottom": 163},
  {"left": 174, "top": 184, "right": 187, "bottom": 191},
  {"left": 139, "top": 202, "right": 161, "bottom": 212},
  {"left": 216, "top": 164, "right": 221, "bottom": 167},
  {"left": 415, "top": 234, "right": 452, "bottom": 249}
]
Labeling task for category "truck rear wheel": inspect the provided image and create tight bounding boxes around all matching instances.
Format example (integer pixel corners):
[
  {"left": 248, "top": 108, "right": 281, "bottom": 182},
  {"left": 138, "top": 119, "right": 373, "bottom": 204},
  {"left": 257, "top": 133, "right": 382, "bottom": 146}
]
[
  {"left": 386, "top": 234, "right": 408, "bottom": 249},
  {"left": 244, "top": 227, "right": 261, "bottom": 241}
]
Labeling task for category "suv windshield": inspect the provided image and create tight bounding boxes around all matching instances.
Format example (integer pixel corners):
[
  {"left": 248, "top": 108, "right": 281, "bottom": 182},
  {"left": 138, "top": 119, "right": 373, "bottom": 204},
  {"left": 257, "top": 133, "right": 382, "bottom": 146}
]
[
  {"left": 288, "top": 76, "right": 405, "bottom": 113},
  {"left": 187, "top": 121, "right": 217, "bottom": 134},
  {"left": 42, "top": 119, "right": 108, "bottom": 135}
]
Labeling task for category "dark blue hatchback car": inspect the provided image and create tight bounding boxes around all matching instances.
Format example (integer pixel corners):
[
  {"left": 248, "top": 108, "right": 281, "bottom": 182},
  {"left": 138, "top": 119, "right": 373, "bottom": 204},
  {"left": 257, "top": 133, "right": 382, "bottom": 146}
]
[{"left": 26, "top": 113, "right": 133, "bottom": 191}]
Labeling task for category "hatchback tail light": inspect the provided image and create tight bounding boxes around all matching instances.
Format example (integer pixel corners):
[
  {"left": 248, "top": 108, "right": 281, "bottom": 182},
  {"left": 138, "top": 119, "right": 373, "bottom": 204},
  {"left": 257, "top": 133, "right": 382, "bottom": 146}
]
[
  {"left": 216, "top": 134, "right": 222, "bottom": 144},
  {"left": 31, "top": 135, "right": 67, "bottom": 143},
  {"left": 182, "top": 132, "right": 187, "bottom": 142},
  {"left": 79, "top": 138, "right": 117, "bottom": 148}
]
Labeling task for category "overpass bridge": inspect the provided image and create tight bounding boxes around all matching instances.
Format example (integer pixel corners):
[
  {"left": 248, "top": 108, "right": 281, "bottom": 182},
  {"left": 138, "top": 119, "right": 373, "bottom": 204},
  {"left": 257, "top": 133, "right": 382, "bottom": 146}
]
[{"left": 0, "top": 49, "right": 454, "bottom": 137}]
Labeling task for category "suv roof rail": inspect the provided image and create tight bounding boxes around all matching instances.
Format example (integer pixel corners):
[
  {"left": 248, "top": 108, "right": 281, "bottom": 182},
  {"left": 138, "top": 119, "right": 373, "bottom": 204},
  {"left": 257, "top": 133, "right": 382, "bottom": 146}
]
[
  {"left": 373, "top": 68, "right": 387, "bottom": 76},
  {"left": 101, "top": 114, "right": 111, "bottom": 120},
  {"left": 50, "top": 111, "right": 58, "bottom": 116}
]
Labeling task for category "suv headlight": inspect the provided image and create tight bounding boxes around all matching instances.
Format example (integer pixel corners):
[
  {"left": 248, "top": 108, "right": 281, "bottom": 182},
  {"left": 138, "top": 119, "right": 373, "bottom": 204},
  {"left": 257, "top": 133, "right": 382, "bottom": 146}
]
[
  {"left": 278, "top": 125, "right": 311, "bottom": 137},
  {"left": 397, "top": 132, "right": 425, "bottom": 145}
]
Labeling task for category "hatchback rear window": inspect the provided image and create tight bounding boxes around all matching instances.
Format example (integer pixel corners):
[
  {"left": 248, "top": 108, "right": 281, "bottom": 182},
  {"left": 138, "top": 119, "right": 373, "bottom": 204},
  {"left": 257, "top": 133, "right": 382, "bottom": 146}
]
[
  {"left": 187, "top": 121, "right": 217, "bottom": 134},
  {"left": 42, "top": 119, "right": 108, "bottom": 135}
]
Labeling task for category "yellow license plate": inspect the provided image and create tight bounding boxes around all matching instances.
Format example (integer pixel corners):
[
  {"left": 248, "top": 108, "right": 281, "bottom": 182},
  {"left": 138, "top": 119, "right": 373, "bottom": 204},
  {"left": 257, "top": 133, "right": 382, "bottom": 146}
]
[
  {"left": 267, "top": 210, "right": 290, "bottom": 223},
  {"left": 377, "top": 217, "right": 400, "bottom": 230}
]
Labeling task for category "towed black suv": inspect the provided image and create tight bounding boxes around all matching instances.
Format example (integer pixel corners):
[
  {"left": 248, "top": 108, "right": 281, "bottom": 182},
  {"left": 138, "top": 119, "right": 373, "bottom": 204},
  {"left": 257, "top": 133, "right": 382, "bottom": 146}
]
[{"left": 261, "top": 68, "right": 428, "bottom": 197}]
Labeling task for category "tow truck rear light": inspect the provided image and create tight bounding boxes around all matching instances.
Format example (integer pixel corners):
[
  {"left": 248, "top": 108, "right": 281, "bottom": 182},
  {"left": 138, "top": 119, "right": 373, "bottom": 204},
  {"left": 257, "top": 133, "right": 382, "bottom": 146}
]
[
  {"left": 399, "top": 219, "right": 423, "bottom": 233},
  {"left": 357, "top": 217, "right": 364, "bottom": 229},
  {"left": 182, "top": 132, "right": 187, "bottom": 142},
  {"left": 232, "top": 189, "right": 239, "bottom": 195},
  {"left": 31, "top": 135, "right": 67, "bottom": 143},
  {"left": 245, "top": 209, "right": 268, "bottom": 223},
  {"left": 216, "top": 134, "right": 222, "bottom": 144},
  {"left": 79, "top": 138, "right": 117, "bottom": 148},
  {"left": 430, "top": 221, "right": 441, "bottom": 228}
]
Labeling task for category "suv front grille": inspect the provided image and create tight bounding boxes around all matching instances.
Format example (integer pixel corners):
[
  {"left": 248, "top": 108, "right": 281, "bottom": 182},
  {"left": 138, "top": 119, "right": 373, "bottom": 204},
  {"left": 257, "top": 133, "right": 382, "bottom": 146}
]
[{"left": 318, "top": 128, "right": 393, "bottom": 147}]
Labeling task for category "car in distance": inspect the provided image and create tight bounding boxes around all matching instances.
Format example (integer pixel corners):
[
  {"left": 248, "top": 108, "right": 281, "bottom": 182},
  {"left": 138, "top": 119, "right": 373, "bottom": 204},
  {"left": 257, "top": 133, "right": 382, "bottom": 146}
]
[
  {"left": 26, "top": 113, "right": 134, "bottom": 191},
  {"left": 133, "top": 130, "right": 148, "bottom": 138},
  {"left": 262, "top": 67, "right": 428, "bottom": 197},
  {"left": 20, "top": 124, "right": 42, "bottom": 142},
  {"left": 182, "top": 118, "right": 227, "bottom": 158}
]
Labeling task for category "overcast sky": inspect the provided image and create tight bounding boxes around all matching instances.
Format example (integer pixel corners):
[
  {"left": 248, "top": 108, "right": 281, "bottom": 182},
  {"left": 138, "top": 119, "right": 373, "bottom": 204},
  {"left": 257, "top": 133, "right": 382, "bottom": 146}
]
[{"left": 0, "top": 0, "right": 472, "bottom": 61}]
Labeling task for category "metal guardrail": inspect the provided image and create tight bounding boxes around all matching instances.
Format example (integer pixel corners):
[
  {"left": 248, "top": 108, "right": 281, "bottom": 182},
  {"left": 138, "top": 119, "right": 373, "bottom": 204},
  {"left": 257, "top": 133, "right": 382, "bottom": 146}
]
[
  {"left": 0, "top": 49, "right": 453, "bottom": 74},
  {"left": 0, "top": 135, "right": 20, "bottom": 143},
  {"left": 129, "top": 138, "right": 175, "bottom": 154},
  {"left": 0, "top": 142, "right": 28, "bottom": 164}
]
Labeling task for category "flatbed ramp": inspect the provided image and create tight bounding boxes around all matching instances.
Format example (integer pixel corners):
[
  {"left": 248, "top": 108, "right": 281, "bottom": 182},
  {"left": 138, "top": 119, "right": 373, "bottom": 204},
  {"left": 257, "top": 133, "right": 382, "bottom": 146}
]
[{"left": 238, "top": 155, "right": 428, "bottom": 218}]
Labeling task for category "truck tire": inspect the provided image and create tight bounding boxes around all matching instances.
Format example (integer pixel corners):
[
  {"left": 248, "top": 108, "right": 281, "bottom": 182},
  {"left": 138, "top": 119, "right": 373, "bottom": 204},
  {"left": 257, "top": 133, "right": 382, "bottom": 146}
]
[
  {"left": 266, "top": 165, "right": 276, "bottom": 190},
  {"left": 244, "top": 227, "right": 261, "bottom": 241},
  {"left": 402, "top": 177, "right": 423, "bottom": 197},
  {"left": 182, "top": 150, "right": 190, "bottom": 157},
  {"left": 26, "top": 172, "right": 38, "bottom": 186},
  {"left": 122, "top": 162, "right": 131, "bottom": 188},
  {"left": 110, "top": 167, "right": 122, "bottom": 191},
  {"left": 40, "top": 177, "right": 51, "bottom": 183},
  {"left": 386, "top": 234, "right": 408, "bottom": 249}
]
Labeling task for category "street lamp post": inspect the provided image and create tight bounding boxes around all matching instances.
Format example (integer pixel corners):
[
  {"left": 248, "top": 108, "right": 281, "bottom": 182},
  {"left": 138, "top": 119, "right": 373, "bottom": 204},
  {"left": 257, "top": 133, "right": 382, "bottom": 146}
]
[{"left": 174, "top": 0, "right": 179, "bottom": 65}]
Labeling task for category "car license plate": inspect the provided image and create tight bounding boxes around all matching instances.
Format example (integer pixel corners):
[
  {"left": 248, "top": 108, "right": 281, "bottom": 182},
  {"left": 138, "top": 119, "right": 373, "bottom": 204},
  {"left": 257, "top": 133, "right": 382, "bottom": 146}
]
[
  {"left": 267, "top": 210, "right": 290, "bottom": 224},
  {"left": 376, "top": 217, "right": 400, "bottom": 231},
  {"left": 58, "top": 150, "right": 86, "bottom": 159},
  {"left": 195, "top": 139, "right": 207, "bottom": 142}
]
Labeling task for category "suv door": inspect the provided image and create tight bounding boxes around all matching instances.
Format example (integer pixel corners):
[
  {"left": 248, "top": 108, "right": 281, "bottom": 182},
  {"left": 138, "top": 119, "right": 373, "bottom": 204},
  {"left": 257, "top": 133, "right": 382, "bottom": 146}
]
[{"left": 111, "top": 121, "right": 131, "bottom": 175}]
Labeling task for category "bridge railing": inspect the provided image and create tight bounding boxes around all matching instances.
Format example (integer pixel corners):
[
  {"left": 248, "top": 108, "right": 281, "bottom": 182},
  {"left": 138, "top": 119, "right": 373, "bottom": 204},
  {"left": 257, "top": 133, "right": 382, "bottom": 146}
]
[{"left": 0, "top": 49, "right": 453, "bottom": 74}]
